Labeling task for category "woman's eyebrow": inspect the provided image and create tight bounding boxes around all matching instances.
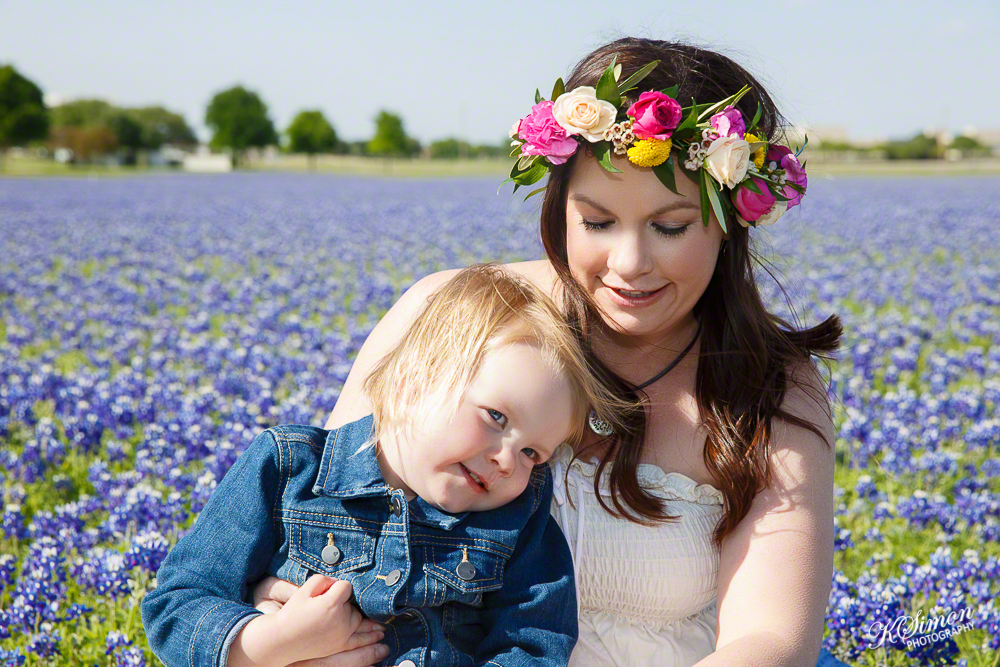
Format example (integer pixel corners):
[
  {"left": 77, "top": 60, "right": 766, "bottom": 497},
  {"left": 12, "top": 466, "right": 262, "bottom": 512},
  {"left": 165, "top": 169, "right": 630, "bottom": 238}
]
[{"left": 568, "top": 193, "right": 700, "bottom": 217}]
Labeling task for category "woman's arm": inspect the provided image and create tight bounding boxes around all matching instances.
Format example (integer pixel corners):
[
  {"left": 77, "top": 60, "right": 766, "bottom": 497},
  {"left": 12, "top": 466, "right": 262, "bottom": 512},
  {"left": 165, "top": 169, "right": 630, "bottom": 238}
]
[
  {"left": 324, "top": 261, "right": 556, "bottom": 430},
  {"left": 697, "top": 361, "right": 836, "bottom": 667}
]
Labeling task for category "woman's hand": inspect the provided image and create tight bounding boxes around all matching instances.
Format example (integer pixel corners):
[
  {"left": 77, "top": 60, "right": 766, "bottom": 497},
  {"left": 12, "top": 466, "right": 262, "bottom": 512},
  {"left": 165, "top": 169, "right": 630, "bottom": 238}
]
[{"left": 249, "top": 575, "right": 388, "bottom": 667}]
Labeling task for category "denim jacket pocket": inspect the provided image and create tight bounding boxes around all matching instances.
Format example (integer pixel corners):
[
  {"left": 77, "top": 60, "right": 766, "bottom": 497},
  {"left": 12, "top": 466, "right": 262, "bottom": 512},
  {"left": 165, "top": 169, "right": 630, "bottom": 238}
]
[
  {"left": 286, "top": 519, "right": 375, "bottom": 577},
  {"left": 424, "top": 543, "right": 506, "bottom": 601}
]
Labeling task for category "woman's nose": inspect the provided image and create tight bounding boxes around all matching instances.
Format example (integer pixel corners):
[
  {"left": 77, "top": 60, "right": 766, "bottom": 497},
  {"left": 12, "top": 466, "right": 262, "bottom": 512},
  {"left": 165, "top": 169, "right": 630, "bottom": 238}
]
[{"left": 606, "top": 228, "right": 653, "bottom": 282}]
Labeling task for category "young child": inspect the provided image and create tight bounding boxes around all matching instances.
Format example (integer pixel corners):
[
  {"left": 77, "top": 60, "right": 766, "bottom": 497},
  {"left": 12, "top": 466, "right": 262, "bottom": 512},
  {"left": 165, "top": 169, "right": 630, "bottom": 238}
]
[{"left": 141, "top": 264, "right": 628, "bottom": 667}]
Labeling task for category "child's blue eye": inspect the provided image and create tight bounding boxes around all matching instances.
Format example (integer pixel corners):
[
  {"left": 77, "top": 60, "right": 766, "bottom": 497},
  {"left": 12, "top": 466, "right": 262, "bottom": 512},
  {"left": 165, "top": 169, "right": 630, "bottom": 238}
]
[
  {"left": 487, "top": 409, "right": 507, "bottom": 428},
  {"left": 522, "top": 448, "right": 541, "bottom": 464}
]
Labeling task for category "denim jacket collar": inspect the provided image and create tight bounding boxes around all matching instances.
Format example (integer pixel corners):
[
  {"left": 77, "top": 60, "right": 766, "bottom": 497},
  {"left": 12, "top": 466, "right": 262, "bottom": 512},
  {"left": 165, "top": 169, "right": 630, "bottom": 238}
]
[{"left": 312, "top": 413, "right": 467, "bottom": 530}]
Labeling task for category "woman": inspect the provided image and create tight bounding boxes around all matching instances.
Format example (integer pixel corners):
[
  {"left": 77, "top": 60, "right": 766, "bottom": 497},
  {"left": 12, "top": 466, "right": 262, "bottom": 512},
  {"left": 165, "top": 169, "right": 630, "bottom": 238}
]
[{"left": 253, "top": 38, "right": 845, "bottom": 667}]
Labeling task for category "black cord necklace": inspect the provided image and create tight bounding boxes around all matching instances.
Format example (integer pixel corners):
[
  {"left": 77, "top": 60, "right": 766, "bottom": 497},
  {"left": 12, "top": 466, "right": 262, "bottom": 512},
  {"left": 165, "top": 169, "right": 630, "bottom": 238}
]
[{"left": 588, "top": 317, "right": 703, "bottom": 436}]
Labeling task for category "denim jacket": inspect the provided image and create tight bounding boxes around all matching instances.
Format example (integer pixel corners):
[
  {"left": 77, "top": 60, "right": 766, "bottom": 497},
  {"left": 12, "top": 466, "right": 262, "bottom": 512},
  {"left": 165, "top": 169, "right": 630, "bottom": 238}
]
[{"left": 141, "top": 415, "right": 578, "bottom": 667}]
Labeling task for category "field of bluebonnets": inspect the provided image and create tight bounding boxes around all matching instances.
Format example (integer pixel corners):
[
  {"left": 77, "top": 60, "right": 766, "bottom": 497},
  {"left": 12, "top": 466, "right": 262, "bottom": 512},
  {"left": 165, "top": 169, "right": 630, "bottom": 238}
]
[{"left": 0, "top": 172, "right": 998, "bottom": 667}]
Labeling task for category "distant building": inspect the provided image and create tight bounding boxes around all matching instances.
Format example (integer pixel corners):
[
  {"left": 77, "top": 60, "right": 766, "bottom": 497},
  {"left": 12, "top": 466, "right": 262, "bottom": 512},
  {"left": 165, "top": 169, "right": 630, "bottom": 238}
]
[{"left": 182, "top": 145, "right": 232, "bottom": 173}]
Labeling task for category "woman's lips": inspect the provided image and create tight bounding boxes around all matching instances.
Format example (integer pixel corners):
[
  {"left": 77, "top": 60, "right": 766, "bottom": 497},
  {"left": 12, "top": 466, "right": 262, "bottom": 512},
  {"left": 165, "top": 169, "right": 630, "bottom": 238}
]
[{"left": 604, "top": 284, "right": 666, "bottom": 308}]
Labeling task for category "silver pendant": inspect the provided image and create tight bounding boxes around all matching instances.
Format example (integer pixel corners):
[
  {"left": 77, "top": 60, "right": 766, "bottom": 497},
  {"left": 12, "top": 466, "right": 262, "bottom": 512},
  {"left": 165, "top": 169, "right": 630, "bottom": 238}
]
[{"left": 588, "top": 409, "right": 614, "bottom": 437}]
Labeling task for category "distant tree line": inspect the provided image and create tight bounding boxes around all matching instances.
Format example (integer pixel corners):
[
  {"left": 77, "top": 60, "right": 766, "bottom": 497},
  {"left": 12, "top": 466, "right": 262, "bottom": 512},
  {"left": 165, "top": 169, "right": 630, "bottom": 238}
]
[
  {"left": 0, "top": 63, "right": 508, "bottom": 169},
  {"left": 816, "top": 132, "right": 993, "bottom": 160}
]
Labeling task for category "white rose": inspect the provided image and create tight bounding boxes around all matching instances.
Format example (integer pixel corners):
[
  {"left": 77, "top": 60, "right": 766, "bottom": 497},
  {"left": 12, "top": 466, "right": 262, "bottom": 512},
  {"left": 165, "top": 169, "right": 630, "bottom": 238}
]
[
  {"left": 552, "top": 86, "right": 617, "bottom": 143},
  {"left": 703, "top": 135, "right": 750, "bottom": 189},
  {"left": 755, "top": 201, "right": 787, "bottom": 226}
]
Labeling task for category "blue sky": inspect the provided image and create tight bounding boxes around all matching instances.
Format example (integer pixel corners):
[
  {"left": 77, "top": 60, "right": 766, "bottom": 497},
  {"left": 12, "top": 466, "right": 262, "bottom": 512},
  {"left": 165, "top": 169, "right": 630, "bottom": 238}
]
[{"left": 2, "top": 0, "right": 997, "bottom": 145}]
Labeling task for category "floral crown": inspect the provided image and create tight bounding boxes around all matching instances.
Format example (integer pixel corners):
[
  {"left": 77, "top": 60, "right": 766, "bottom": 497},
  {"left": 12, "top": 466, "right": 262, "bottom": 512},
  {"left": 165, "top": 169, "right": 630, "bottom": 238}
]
[{"left": 503, "top": 57, "right": 808, "bottom": 230}]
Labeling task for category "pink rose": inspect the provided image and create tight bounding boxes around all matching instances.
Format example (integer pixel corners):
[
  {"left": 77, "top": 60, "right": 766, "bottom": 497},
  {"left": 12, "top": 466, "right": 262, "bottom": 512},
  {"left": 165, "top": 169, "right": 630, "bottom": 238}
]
[
  {"left": 766, "top": 145, "right": 808, "bottom": 210},
  {"left": 733, "top": 177, "right": 777, "bottom": 222},
  {"left": 516, "top": 101, "right": 579, "bottom": 165},
  {"left": 627, "top": 91, "right": 682, "bottom": 141},
  {"left": 710, "top": 105, "right": 746, "bottom": 138}
]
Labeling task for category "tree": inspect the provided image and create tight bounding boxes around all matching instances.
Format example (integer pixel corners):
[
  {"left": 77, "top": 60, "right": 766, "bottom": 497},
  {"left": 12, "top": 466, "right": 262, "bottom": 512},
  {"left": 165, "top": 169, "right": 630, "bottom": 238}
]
[
  {"left": 367, "top": 110, "right": 420, "bottom": 157},
  {"left": 286, "top": 110, "right": 337, "bottom": 170},
  {"left": 125, "top": 106, "right": 197, "bottom": 149},
  {"left": 205, "top": 85, "right": 278, "bottom": 167},
  {"left": 50, "top": 99, "right": 115, "bottom": 128},
  {"left": 882, "top": 133, "right": 940, "bottom": 160},
  {"left": 0, "top": 64, "right": 49, "bottom": 169}
]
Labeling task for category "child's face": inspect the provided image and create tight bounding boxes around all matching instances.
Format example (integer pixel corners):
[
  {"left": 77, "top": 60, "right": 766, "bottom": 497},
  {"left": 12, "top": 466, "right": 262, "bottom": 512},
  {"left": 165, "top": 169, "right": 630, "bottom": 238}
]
[{"left": 378, "top": 341, "right": 576, "bottom": 514}]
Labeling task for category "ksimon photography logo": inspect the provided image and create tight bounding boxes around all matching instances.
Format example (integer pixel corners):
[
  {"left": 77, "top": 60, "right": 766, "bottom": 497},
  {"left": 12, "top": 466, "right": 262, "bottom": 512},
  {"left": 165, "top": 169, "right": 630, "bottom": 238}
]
[{"left": 866, "top": 605, "right": 980, "bottom": 651}]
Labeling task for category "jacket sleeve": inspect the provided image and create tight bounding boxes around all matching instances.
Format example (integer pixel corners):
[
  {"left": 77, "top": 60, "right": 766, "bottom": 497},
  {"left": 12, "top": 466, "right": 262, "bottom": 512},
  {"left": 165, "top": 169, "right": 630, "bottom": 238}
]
[
  {"left": 474, "top": 469, "right": 578, "bottom": 667},
  {"left": 140, "top": 428, "right": 287, "bottom": 667}
]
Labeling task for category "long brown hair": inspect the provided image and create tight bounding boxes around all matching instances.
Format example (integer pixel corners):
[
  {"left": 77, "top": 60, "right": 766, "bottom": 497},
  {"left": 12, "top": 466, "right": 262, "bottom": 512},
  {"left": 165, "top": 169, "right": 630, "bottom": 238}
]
[{"left": 540, "top": 37, "right": 843, "bottom": 545}]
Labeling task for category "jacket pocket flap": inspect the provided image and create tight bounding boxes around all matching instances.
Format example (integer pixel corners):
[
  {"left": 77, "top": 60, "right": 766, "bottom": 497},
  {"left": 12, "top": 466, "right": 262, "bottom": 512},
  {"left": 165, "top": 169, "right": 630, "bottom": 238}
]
[
  {"left": 287, "top": 522, "right": 375, "bottom": 576},
  {"left": 424, "top": 544, "right": 505, "bottom": 593}
]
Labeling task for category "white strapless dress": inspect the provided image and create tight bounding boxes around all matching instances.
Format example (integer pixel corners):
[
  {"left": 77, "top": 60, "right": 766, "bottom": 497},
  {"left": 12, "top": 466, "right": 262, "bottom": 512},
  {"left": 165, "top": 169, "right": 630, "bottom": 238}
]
[{"left": 549, "top": 444, "right": 725, "bottom": 667}]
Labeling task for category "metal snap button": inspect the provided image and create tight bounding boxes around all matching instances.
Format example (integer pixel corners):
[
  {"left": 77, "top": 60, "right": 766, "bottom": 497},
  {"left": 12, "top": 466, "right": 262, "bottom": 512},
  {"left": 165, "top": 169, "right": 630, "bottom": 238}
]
[
  {"left": 456, "top": 547, "right": 476, "bottom": 581},
  {"left": 322, "top": 533, "right": 341, "bottom": 565},
  {"left": 398, "top": 661, "right": 417, "bottom": 667},
  {"left": 456, "top": 561, "right": 476, "bottom": 581},
  {"left": 390, "top": 496, "right": 403, "bottom": 517},
  {"left": 385, "top": 569, "right": 402, "bottom": 586}
]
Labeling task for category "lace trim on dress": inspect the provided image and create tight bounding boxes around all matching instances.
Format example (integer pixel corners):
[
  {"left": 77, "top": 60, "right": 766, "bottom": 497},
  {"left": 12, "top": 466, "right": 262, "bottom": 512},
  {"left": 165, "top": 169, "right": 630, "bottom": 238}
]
[{"left": 551, "top": 444, "right": 724, "bottom": 506}]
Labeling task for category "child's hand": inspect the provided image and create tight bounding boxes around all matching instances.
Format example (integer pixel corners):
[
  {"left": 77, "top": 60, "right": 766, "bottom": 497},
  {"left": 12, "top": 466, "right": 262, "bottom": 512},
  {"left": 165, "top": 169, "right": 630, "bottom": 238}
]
[{"left": 271, "top": 574, "right": 371, "bottom": 664}]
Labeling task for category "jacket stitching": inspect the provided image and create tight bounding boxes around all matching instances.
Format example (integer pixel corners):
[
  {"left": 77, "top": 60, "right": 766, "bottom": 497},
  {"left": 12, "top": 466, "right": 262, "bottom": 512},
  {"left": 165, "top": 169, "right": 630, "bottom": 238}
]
[
  {"left": 407, "top": 535, "right": 512, "bottom": 557},
  {"left": 288, "top": 523, "right": 374, "bottom": 572},
  {"left": 189, "top": 600, "right": 226, "bottom": 667}
]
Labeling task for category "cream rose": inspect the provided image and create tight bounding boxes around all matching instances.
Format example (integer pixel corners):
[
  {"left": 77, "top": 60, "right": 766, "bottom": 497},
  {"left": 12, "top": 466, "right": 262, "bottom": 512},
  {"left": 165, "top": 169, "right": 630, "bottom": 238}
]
[
  {"left": 703, "top": 134, "right": 750, "bottom": 189},
  {"left": 552, "top": 86, "right": 617, "bottom": 143},
  {"left": 756, "top": 202, "right": 787, "bottom": 226}
]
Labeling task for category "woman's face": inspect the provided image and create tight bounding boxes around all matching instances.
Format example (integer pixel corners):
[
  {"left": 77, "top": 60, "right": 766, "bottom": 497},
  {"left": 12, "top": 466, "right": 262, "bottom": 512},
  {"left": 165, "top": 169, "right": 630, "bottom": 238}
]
[{"left": 564, "top": 152, "right": 726, "bottom": 342}]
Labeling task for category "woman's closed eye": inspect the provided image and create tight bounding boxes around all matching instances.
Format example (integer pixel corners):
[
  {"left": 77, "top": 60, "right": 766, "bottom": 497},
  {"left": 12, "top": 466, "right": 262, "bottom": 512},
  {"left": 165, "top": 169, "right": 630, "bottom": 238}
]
[
  {"left": 580, "top": 219, "right": 690, "bottom": 237},
  {"left": 486, "top": 408, "right": 507, "bottom": 428}
]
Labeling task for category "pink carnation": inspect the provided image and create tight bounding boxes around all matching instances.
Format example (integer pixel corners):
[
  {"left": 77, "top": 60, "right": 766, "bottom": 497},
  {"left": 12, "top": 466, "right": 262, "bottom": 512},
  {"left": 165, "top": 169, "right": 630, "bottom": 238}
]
[
  {"left": 766, "top": 145, "right": 807, "bottom": 210},
  {"left": 710, "top": 105, "right": 746, "bottom": 138},
  {"left": 515, "top": 101, "right": 578, "bottom": 165},
  {"left": 733, "top": 177, "right": 777, "bottom": 222},
  {"left": 627, "top": 91, "right": 682, "bottom": 141}
]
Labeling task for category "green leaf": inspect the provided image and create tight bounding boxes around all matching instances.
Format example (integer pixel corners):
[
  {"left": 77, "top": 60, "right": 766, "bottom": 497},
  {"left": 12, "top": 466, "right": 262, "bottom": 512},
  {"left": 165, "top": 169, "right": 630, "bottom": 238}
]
[
  {"left": 535, "top": 88, "right": 542, "bottom": 104},
  {"left": 523, "top": 185, "right": 547, "bottom": 202},
  {"left": 551, "top": 77, "right": 565, "bottom": 102},
  {"left": 508, "top": 160, "right": 521, "bottom": 179},
  {"left": 704, "top": 171, "right": 728, "bottom": 234},
  {"left": 593, "top": 141, "right": 622, "bottom": 173},
  {"left": 699, "top": 170, "right": 711, "bottom": 227},
  {"left": 796, "top": 134, "right": 809, "bottom": 157},
  {"left": 742, "top": 178, "right": 763, "bottom": 195},
  {"left": 674, "top": 99, "right": 701, "bottom": 135},
  {"left": 512, "top": 160, "right": 549, "bottom": 186},
  {"left": 749, "top": 102, "right": 762, "bottom": 133},
  {"left": 652, "top": 156, "right": 680, "bottom": 195},
  {"left": 596, "top": 62, "right": 621, "bottom": 108},
  {"left": 764, "top": 179, "right": 792, "bottom": 201},
  {"left": 661, "top": 84, "right": 679, "bottom": 99},
  {"left": 616, "top": 60, "right": 660, "bottom": 96},
  {"left": 613, "top": 63, "right": 622, "bottom": 82},
  {"left": 678, "top": 159, "right": 701, "bottom": 186},
  {"left": 696, "top": 84, "right": 751, "bottom": 121}
]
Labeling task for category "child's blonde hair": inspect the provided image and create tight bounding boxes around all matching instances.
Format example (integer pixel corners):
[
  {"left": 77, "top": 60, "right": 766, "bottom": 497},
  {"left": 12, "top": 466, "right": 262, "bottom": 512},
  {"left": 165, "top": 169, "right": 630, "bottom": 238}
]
[{"left": 363, "top": 263, "right": 630, "bottom": 449}]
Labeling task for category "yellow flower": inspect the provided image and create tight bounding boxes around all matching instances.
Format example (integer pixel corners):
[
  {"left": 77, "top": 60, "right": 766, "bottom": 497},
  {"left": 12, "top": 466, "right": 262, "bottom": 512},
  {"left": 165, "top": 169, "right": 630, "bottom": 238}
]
[
  {"left": 626, "top": 138, "right": 672, "bottom": 167},
  {"left": 744, "top": 132, "right": 766, "bottom": 169}
]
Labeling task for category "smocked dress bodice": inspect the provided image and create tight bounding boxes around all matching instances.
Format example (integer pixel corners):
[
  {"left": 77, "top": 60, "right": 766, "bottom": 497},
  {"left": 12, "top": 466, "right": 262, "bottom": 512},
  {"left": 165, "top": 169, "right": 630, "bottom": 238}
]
[{"left": 549, "top": 444, "right": 724, "bottom": 667}]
